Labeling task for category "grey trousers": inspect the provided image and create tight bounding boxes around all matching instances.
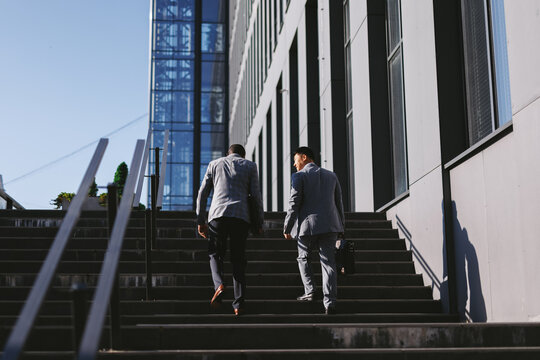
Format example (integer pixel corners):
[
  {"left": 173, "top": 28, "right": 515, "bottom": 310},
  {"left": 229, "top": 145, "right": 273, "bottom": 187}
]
[{"left": 297, "top": 232, "right": 338, "bottom": 308}]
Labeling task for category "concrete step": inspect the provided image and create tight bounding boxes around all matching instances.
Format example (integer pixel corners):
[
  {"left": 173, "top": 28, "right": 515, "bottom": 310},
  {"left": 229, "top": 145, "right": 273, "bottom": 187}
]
[
  {"left": 9, "top": 348, "right": 540, "bottom": 360},
  {"left": 4, "top": 323, "right": 539, "bottom": 352},
  {"left": 0, "top": 299, "right": 443, "bottom": 316},
  {"left": 0, "top": 313, "right": 459, "bottom": 327},
  {"left": 0, "top": 227, "right": 399, "bottom": 239},
  {"left": 0, "top": 237, "right": 407, "bottom": 251},
  {"left": 0, "top": 285, "right": 433, "bottom": 301},
  {"left": 0, "top": 249, "right": 413, "bottom": 262},
  {"left": 0, "top": 260, "right": 417, "bottom": 275},
  {"left": 0, "top": 273, "right": 425, "bottom": 287},
  {"left": 0, "top": 210, "right": 386, "bottom": 221}
]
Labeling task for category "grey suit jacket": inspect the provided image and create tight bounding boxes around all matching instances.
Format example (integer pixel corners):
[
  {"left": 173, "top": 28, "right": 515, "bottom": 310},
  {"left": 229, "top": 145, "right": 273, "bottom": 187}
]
[
  {"left": 196, "top": 153, "right": 264, "bottom": 226},
  {"left": 283, "top": 162, "right": 345, "bottom": 238}
]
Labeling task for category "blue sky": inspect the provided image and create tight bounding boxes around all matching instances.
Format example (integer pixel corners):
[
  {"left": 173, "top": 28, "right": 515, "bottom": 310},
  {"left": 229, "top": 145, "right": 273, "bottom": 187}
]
[{"left": 0, "top": 1, "right": 151, "bottom": 208}]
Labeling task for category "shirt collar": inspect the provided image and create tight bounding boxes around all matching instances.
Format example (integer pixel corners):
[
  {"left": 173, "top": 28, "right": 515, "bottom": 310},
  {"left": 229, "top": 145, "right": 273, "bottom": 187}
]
[{"left": 303, "top": 162, "right": 318, "bottom": 170}]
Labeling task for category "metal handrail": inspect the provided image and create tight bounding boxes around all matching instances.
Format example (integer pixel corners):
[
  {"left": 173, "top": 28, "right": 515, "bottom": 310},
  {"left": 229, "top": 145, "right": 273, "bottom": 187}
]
[
  {"left": 1, "top": 138, "right": 109, "bottom": 360},
  {"left": 77, "top": 139, "right": 145, "bottom": 360},
  {"left": 156, "top": 129, "right": 169, "bottom": 209},
  {"left": 132, "top": 128, "right": 152, "bottom": 207},
  {"left": 0, "top": 189, "right": 25, "bottom": 210}
]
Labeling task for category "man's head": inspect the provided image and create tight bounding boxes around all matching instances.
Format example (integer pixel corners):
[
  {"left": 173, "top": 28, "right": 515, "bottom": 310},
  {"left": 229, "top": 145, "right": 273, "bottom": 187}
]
[
  {"left": 228, "top": 144, "right": 246, "bottom": 158},
  {"left": 293, "top": 146, "right": 314, "bottom": 171}
]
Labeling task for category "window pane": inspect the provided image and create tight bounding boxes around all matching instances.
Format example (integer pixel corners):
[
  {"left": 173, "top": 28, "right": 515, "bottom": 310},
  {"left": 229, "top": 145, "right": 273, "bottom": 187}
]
[
  {"left": 201, "top": 132, "right": 225, "bottom": 163},
  {"left": 389, "top": 51, "right": 408, "bottom": 196},
  {"left": 153, "top": 60, "right": 194, "bottom": 91},
  {"left": 461, "top": 0, "right": 495, "bottom": 144},
  {"left": 170, "top": 164, "right": 193, "bottom": 196},
  {"left": 343, "top": 0, "right": 350, "bottom": 42},
  {"left": 201, "top": 61, "right": 226, "bottom": 91},
  {"left": 171, "top": 131, "right": 194, "bottom": 163},
  {"left": 172, "top": 92, "right": 194, "bottom": 123},
  {"left": 490, "top": 0, "right": 512, "bottom": 126},
  {"left": 202, "top": 0, "right": 227, "bottom": 22},
  {"left": 154, "top": 21, "right": 194, "bottom": 55},
  {"left": 201, "top": 23, "right": 225, "bottom": 53},
  {"left": 345, "top": 44, "right": 352, "bottom": 113},
  {"left": 386, "top": 0, "right": 401, "bottom": 53},
  {"left": 201, "top": 92, "right": 225, "bottom": 124},
  {"left": 154, "top": 0, "right": 194, "bottom": 21},
  {"left": 151, "top": 91, "right": 172, "bottom": 123}
]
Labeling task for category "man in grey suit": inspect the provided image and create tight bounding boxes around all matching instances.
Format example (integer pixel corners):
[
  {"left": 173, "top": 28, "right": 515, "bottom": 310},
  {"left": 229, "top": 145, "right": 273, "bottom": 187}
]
[
  {"left": 283, "top": 146, "right": 345, "bottom": 314},
  {"left": 196, "top": 144, "right": 264, "bottom": 315}
]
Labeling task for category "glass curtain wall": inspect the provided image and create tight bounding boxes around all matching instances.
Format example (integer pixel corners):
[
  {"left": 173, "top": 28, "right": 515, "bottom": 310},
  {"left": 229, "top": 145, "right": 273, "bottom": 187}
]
[{"left": 149, "top": 0, "right": 227, "bottom": 210}]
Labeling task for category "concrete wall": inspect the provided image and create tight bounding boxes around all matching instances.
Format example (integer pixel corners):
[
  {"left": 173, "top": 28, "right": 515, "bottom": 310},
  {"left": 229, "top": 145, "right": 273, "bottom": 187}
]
[
  {"left": 445, "top": 0, "right": 540, "bottom": 322},
  {"left": 385, "top": 0, "right": 540, "bottom": 322}
]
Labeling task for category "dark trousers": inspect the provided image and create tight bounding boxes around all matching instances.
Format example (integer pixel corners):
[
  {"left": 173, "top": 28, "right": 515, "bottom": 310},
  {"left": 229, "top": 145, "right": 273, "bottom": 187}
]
[{"left": 208, "top": 217, "right": 249, "bottom": 309}]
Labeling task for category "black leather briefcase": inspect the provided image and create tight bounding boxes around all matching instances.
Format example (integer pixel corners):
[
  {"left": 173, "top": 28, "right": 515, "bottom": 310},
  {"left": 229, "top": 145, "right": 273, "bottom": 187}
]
[
  {"left": 248, "top": 193, "right": 262, "bottom": 235},
  {"left": 336, "top": 237, "right": 355, "bottom": 275}
]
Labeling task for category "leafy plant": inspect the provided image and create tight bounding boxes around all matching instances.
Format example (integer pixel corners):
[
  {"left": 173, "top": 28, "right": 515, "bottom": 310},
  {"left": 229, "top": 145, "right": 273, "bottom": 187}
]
[
  {"left": 98, "top": 193, "right": 108, "bottom": 207},
  {"left": 114, "top": 162, "right": 128, "bottom": 196},
  {"left": 51, "top": 192, "right": 75, "bottom": 209},
  {"left": 88, "top": 178, "right": 98, "bottom": 197}
]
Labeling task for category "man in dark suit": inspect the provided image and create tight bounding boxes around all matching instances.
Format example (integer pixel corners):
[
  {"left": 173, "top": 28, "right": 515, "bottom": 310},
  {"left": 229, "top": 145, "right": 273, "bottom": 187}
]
[
  {"left": 196, "top": 144, "right": 264, "bottom": 315},
  {"left": 283, "top": 146, "right": 345, "bottom": 314}
]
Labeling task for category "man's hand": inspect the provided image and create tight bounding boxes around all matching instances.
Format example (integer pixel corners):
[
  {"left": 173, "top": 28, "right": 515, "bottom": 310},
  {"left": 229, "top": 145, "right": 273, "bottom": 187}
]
[
  {"left": 198, "top": 224, "right": 208, "bottom": 238},
  {"left": 284, "top": 233, "right": 292, "bottom": 240}
]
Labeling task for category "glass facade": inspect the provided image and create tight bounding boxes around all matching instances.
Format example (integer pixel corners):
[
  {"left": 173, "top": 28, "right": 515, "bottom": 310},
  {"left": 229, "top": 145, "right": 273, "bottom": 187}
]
[{"left": 149, "top": 0, "right": 228, "bottom": 210}]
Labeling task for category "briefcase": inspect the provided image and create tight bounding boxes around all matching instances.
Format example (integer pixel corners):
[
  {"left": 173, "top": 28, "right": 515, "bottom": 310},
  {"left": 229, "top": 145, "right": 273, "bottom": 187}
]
[
  {"left": 248, "top": 193, "right": 262, "bottom": 235},
  {"left": 335, "top": 237, "right": 355, "bottom": 275}
]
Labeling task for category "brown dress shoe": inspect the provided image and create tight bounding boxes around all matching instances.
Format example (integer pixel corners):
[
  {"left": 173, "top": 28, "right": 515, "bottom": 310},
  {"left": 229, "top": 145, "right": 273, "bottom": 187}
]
[
  {"left": 210, "top": 284, "right": 225, "bottom": 307},
  {"left": 234, "top": 308, "right": 243, "bottom": 316}
]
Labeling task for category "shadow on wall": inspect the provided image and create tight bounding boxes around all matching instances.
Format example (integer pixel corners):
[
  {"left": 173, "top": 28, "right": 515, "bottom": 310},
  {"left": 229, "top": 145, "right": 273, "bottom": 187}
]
[
  {"left": 450, "top": 200, "right": 487, "bottom": 322},
  {"left": 396, "top": 200, "right": 487, "bottom": 322},
  {"left": 395, "top": 215, "right": 444, "bottom": 301}
]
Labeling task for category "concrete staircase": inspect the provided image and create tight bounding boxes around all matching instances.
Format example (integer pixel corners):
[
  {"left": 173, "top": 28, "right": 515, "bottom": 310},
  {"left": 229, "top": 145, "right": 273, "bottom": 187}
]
[{"left": 0, "top": 210, "right": 539, "bottom": 359}]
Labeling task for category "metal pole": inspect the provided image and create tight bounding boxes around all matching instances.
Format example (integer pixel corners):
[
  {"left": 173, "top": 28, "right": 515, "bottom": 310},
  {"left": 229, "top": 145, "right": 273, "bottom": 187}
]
[
  {"left": 71, "top": 282, "right": 89, "bottom": 352},
  {"left": 145, "top": 209, "right": 153, "bottom": 300},
  {"left": 154, "top": 147, "right": 160, "bottom": 185},
  {"left": 150, "top": 175, "right": 157, "bottom": 249},
  {"left": 107, "top": 184, "right": 121, "bottom": 349}
]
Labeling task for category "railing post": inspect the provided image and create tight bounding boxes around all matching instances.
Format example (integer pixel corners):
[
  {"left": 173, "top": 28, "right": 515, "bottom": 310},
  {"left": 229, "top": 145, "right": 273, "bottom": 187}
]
[
  {"left": 71, "top": 282, "right": 89, "bottom": 352},
  {"left": 145, "top": 209, "right": 153, "bottom": 300},
  {"left": 107, "top": 184, "right": 121, "bottom": 350},
  {"left": 150, "top": 175, "right": 158, "bottom": 249},
  {"left": 154, "top": 147, "right": 160, "bottom": 184}
]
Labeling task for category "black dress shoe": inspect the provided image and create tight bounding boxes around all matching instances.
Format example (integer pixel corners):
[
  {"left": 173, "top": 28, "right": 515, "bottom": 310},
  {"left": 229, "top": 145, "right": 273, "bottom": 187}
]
[
  {"left": 325, "top": 306, "right": 337, "bottom": 315},
  {"left": 296, "top": 293, "right": 314, "bottom": 301},
  {"left": 234, "top": 308, "right": 244, "bottom": 316}
]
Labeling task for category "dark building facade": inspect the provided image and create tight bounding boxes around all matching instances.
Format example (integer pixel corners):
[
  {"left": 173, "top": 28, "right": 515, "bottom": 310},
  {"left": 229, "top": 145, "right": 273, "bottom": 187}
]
[{"left": 149, "top": 0, "right": 228, "bottom": 210}]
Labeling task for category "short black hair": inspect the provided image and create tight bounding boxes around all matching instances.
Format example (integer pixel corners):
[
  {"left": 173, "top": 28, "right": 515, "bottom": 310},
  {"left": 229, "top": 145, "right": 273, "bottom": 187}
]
[
  {"left": 294, "top": 146, "right": 314, "bottom": 161},
  {"left": 228, "top": 144, "right": 246, "bottom": 157}
]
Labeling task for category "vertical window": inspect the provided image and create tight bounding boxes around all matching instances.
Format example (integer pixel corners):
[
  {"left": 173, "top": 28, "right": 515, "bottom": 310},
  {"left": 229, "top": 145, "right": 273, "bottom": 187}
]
[
  {"left": 461, "top": 0, "right": 512, "bottom": 146},
  {"left": 276, "top": 77, "right": 284, "bottom": 210},
  {"left": 266, "top": 109, "right": 273, "bottom": 211},
  {"left": 386, "top": 0, "right": 408, "bottom": 197}
]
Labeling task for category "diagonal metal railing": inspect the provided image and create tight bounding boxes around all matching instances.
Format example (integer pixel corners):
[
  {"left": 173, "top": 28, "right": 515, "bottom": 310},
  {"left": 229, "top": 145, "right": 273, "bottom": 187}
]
[
  {"left": 132, "top": 128, "right": 151, "bottom": 208},
  {"left": 77, "top": 139, "right": 145, "bottom": 360},
  {"left": 1, "top": 138, "right": 109, "bottom": 360}
]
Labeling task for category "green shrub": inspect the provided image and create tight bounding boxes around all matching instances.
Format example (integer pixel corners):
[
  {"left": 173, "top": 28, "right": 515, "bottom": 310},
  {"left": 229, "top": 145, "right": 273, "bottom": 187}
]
[{"left": 51, "top": 192, "right": 75, "bottom": 209}]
